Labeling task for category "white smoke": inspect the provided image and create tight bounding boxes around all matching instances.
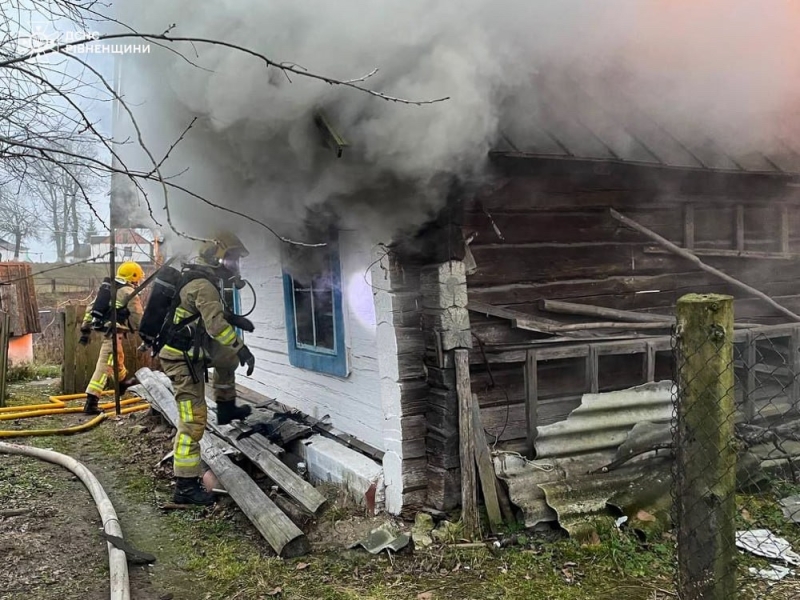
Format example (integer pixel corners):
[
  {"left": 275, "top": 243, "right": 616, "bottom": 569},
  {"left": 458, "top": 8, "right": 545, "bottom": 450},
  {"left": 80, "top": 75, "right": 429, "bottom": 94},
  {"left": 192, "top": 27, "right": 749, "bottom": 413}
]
[{"left": 112, "top": 0, "right": 800, "bottom": 245}]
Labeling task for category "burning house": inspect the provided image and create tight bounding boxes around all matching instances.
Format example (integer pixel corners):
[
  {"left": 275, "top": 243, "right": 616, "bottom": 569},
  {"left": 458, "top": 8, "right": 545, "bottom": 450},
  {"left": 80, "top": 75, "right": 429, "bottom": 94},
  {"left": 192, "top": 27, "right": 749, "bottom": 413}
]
[{"left": 112, "top": 2, "right": 800, "bottom": 519}]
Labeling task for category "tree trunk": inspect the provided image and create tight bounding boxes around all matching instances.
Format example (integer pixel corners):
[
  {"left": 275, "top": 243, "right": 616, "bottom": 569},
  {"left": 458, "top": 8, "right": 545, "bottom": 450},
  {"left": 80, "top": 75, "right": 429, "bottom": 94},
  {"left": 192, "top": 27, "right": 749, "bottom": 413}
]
[
  {"left": 70, "top": 191, "right": 80, "bottom": 254},
  {"left": 13, "top": 230, "right": 21, "bottom": 259}
]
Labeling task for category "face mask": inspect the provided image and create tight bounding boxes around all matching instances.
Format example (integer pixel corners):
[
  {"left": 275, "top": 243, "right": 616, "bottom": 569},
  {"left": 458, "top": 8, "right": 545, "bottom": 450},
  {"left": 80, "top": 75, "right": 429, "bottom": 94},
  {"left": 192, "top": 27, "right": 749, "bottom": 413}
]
[{"left": 221, "top": 255, "right": 240, "bottom": 275}]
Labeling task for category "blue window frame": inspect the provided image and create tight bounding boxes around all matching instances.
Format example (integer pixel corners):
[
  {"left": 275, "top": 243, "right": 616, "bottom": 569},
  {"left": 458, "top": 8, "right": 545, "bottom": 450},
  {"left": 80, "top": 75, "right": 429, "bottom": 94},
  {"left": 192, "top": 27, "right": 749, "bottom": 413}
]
[{"left": 282, "top": 240, "right": 347, "bottom": 377}]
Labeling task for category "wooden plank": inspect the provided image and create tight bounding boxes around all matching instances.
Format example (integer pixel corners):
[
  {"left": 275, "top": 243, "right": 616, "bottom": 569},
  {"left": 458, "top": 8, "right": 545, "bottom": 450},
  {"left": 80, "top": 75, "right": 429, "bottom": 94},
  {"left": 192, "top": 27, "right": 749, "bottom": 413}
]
[
  {"left": 684, "top": 204, "right": 695, "bottom": 250},
  {"left": 611, "top": 209, "right": 800, "bottom": 323},
  {"left": 0, "top": 313, "right": 8, "bottom": 408},
  {"left": 468, "top": 300, "right": 559, "bottom": 334},
  {"left": 782, "top": 205, "right": 791, "bottom": 256},
  {"left": 586, "top": 346, "right": 599, "bottom": 394},
  {"left": 540, "top": 299, "right": 674, "bottom": 324},
  {"left": 551, "top": 321, "right": 672, "bottom": 332},
  {"left": 643, "top": 246, "right": 800, "bottom": 260},
  {"left": 793, "top": 327, "right": 800, "bottom": 413},
  {"left": 743, "top": 332, "right": 756, "bottom": 422},
  {"left": 455, "top": 349, "right": 479, "bottom": 538},
  {"left": 471, "top": 394, "right": 502, "bottom": 532},
  {"left": 62, "top": 306, "right": 78, "bottom": 394},
  {"left": 524, "top": 350, "right": 538, "bottom": 457},
  {"left": 736, "top": 205, "right": 745, "bottom": 252},
  {"left": 136, "top": 368, "right": 309, "bottom": 557},
  {"left": 205, "top": 399, "right": 327, "bottom": 515},
  {"left": 645, "top": 342, "right": 657, "bottom": 383}
]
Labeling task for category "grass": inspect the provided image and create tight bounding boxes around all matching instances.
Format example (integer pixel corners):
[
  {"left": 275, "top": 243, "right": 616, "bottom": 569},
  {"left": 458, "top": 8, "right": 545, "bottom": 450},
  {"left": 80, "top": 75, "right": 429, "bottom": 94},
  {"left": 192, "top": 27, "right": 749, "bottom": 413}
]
[
  {"left": 5, "top": 362, "right": 61, "bottom": 383},
  {"left": 22, "top": 381, "right": 800, "bottom": 599}
]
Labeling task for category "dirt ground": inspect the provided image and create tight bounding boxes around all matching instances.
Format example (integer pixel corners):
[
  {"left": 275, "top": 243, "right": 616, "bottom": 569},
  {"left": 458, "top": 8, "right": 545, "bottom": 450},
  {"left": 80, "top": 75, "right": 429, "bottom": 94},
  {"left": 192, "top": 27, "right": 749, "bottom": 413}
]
[{"left": 10, "top": 379, "right": 793, "bottom": 600}]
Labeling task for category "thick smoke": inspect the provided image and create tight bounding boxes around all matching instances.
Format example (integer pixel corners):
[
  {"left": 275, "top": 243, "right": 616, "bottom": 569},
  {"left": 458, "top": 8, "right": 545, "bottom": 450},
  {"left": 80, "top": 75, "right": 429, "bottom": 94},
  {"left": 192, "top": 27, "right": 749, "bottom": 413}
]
[{"left": 113, "top": 1, "right": 800, "bottom": 246}]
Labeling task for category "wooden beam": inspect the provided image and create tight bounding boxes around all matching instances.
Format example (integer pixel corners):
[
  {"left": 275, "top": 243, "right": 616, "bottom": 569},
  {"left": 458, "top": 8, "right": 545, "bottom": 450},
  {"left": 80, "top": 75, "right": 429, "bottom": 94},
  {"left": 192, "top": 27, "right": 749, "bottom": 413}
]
[
  {"left": 468, "top": 300, "right": 559, "bottom": 334},
  {"left": 643, "top": 246, "right": 800, "bottom": 260},
  {"left": 205, "top": 399, "right": 327, "bottom": 515},
  {"left": 586, "top": 346, "right": 599, "bottom": 394},
  {"left": 136, "top": 369, "right": 310, "bottom": 558},
  {"left": 471, "top": 395, "right": 503, "bottom": 532},
  {"left": 645, "top": 341, "right": 657, "bottom": 383},
  {"left": 793, "top": 327, "right": 800, "bottom": 414},
  {"left": 736, "top": 205, "right": 745, "bottom": 252},
  {"left": 524, "top": 349, "right": 538, "bottom": 456},
  {"left": 0, "top": 312, "right": 8, "bottom": 408},
  {"left": 743, "top": 332, "right": 756, "bottom": 422},
  {"left": 684, "top": 204, "right": 695, "bottom": 250},
  {"left": 611, "top": 208, "right": 800, "bottom": 323},
  {"left": 551, "top": 321, "right": 672, "bottom": 332},
  {"left": 782, "top": 205, "right": 791, "bottom": 256},
  {"left": 455, "top": 349, "right": 479, "bottom": 538},
  {"left": 540, "top": 299, "right": 674, "bottom": 324},
  {"left": 62, "top": 306, "right": 77, "bottom": 394}
]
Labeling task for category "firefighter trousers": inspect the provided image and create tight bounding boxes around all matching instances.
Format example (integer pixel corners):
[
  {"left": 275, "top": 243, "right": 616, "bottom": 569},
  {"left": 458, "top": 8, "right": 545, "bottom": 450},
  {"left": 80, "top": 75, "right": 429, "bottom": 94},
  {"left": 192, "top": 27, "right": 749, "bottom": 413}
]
[
  {"left": 162, "top": 345, "right": 239, "bottom": 479},
  {"left": 85, "top": 334, "right": 127, "bottom": 397}
]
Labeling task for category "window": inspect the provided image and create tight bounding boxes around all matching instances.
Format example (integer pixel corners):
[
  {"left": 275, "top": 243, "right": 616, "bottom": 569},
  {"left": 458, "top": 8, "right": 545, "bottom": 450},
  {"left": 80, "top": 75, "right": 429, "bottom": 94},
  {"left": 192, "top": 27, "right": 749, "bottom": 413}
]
[{"left": 282, "top": 238, "right": 347, "bottom": 377}]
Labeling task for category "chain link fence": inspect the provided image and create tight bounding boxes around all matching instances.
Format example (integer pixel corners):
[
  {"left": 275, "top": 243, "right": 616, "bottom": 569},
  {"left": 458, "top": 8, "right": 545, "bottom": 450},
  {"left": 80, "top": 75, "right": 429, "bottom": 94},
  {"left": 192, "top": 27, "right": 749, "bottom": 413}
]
[{"left": 672, "top": 295, "right": 800, "bottom": 599}]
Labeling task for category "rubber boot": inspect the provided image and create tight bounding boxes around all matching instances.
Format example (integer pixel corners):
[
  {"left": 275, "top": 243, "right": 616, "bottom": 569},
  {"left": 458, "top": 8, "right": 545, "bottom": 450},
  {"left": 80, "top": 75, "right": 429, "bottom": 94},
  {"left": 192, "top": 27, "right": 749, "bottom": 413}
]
[
  {"left": 119, "top": 376, "right": 138, "bottom": 395},
  {"left": 216, "top": 401, "right": 252, "bottom": 425},
  {"left": 173, "top": 477, "right": 216, "bottom": 506},
  {"left": 83, "top": 394, "right": 101, "bottom": 415}
]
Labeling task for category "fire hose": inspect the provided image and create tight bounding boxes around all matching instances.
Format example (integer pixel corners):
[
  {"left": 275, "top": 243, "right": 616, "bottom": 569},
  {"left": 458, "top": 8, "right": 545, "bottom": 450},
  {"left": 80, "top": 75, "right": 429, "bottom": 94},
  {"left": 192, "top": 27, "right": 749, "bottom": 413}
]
[
  {"left": 0, "top": 441, "right": 130, "bottom": 600},
  {"left": 0, "top": 392, "right": 150, "bottom": 438}
]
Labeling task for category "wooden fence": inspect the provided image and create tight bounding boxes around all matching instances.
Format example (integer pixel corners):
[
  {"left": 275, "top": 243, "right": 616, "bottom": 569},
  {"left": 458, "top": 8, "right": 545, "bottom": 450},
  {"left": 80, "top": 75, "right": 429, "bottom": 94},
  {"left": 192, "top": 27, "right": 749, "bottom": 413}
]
[
  {"left": 61, "top": 305, "right": 157, "bottom": 394},
  {"left": 0, "top": 311, "right": 9, "bottom": 407}
]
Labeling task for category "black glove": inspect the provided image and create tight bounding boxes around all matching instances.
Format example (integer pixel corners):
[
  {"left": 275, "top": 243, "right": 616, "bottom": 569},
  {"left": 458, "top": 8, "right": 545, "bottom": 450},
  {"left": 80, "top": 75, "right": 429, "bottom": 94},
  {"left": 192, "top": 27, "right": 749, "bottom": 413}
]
[
  {"left": 79, "top": 332, "right": 91, "bottom": 346},
  {"left": 79, "top": 324, "right": 91, "bottom": 346},
  {"left": 237, "top": 345, "right": 255, "bottom": 376},
  {"left": 225, "top": 312, "right": 255, "bottom": 333}
]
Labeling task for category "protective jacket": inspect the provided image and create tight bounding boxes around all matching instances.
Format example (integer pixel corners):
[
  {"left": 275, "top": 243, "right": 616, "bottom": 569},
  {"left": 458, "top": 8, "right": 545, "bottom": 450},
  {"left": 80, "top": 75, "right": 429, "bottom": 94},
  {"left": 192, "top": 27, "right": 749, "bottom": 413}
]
[
  {"left": 158, "top": 275, "right": 242, "bottom": 362},
  {"left": 83, "top": 278, "right": 143, "bottom": 333}
]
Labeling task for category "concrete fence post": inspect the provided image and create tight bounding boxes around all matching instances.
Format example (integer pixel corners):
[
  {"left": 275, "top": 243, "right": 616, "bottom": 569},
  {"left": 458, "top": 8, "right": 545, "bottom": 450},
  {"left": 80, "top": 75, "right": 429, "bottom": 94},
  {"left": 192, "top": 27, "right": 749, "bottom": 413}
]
[{"left": 675, "top": 293, "right": 737, "bottom": 600}]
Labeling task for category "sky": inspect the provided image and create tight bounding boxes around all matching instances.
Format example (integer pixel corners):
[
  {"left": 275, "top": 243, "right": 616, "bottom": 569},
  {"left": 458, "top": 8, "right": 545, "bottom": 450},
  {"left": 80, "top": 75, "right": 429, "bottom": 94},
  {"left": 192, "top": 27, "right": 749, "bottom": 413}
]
[{"left": 11, "top": 13, "right": 114, "bottom": 262}]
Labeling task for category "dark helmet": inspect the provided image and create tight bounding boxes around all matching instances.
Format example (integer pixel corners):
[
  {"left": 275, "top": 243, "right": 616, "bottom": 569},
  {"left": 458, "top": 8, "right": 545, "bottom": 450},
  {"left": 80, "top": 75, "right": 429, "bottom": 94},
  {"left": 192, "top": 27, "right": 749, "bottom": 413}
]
[{"left": 197, "top": 231, "right": 249, "bottom": 275}]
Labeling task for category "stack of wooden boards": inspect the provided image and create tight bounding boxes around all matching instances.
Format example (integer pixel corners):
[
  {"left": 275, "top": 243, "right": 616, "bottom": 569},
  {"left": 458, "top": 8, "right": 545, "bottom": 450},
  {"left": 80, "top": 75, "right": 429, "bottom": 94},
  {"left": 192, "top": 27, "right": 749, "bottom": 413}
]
[{"left": 135, "top": 368, "right": 327, "bottom": 558}]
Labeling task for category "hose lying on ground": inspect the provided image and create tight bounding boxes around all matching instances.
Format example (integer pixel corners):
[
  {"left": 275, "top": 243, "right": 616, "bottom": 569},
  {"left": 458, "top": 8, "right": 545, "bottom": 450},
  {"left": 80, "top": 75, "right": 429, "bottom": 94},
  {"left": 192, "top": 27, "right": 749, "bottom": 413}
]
[
  {"left": 0, "top": 441, "right": 130, "bottom": 600},
  {"left": 0, "top": 392, "right": 150, "bottom": 439}
]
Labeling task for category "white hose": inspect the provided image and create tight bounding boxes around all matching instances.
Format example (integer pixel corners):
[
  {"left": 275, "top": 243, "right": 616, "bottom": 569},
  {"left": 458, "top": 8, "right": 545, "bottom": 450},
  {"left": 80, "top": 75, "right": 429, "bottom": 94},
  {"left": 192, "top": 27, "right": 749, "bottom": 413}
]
[{"left": 0, "top": 441, "right": 130, "bottom": 600}]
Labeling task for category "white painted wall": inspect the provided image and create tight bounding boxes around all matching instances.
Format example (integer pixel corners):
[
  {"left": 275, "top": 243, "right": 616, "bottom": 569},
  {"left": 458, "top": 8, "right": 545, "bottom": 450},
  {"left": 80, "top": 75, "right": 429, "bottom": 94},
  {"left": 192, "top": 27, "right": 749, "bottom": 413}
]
[{"left": 237, "top": 230, "right": 387, "bottom": 451}]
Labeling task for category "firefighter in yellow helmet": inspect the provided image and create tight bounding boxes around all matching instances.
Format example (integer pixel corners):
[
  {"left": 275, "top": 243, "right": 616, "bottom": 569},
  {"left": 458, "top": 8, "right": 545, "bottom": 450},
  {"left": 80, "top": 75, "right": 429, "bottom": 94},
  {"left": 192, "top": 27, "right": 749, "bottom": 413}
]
[
  {"left": 159, "top": 232, "right": 256, "bottom": 505},
  {"left": 79, "top": 261, "right": 145, "bottom": 414}
]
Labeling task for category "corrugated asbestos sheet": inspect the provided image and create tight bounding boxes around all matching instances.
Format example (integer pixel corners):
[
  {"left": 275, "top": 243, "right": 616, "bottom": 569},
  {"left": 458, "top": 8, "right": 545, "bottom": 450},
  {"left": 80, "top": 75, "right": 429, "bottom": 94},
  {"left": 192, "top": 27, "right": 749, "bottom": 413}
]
[
  {"left": 535, "top": 381, "right": 673, "bottom": 459},
  {"left": 498, "top": 73, "right": 800, "bottom": 175},
  {"left": 0, "top": 262, "right": 41, "bottom": 335},
  {"left": 494, "top": 381, "right": 674, "bottom": 535}
]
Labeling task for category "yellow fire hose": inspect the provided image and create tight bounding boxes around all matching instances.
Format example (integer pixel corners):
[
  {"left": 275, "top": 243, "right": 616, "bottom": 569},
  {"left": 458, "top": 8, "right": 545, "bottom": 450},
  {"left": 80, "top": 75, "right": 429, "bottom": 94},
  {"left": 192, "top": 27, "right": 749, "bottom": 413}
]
[{"left": 0, "top": 391, "right": 151, "bottom": 439}]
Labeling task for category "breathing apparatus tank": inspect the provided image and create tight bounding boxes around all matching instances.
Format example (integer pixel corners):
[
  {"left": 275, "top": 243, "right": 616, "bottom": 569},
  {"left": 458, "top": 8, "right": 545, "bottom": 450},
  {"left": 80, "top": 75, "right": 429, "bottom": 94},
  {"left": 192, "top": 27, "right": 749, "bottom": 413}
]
[
  {"left": 137, "top": 265, "right": 183, "bottom": 351},
  {"left": 89, "top": 277, "right": 113, "bottom": 329}
]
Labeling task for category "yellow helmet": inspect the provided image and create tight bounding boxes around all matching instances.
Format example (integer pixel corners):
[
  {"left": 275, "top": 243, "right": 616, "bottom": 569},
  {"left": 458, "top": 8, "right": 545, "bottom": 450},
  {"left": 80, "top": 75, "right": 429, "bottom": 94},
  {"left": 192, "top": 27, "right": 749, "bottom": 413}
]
[
  {"left": 116, "top": 261, "right": 144, "bottom": 284},
  {"left": 198, "top": 231, "right": 249, "bottom": 272}
]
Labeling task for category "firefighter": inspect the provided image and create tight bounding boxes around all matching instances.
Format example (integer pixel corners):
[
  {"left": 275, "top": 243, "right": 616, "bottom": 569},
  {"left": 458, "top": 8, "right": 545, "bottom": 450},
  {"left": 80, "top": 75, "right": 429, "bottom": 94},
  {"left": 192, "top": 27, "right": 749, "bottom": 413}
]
[
  {"left": 79, "top": 261, "right": 145, "bottom": 414},
  {"left": 159, "top": 232, "right": 256, "bottom": 505}
]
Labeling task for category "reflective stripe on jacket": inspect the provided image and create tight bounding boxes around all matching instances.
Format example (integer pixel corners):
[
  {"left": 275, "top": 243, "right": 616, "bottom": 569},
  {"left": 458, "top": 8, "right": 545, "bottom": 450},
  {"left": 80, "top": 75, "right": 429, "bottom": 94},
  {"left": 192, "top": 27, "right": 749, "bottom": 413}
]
[{"left": 159, "top": 277, "right": 241, "bottom": 361}]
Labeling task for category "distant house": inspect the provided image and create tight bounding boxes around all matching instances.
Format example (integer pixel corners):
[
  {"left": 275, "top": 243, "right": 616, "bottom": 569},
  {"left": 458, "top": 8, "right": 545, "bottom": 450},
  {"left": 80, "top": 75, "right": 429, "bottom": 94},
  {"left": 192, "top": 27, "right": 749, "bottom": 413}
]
[
  {"left": 90, "top": 229, "right": 153, "bottom": 264},
  {"left": 0, "top": 238, "right": 29, "bottom": 261},
  {"left": 64, "top": 243, "right": 92, "bottom": 263}
]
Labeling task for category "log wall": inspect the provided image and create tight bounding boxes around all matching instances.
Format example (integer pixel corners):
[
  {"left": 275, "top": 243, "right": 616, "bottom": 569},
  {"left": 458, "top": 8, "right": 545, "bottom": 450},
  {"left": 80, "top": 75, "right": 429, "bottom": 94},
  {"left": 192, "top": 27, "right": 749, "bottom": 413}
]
[{"left": 463, "top": 178, "right": 800, "bottom": 455}]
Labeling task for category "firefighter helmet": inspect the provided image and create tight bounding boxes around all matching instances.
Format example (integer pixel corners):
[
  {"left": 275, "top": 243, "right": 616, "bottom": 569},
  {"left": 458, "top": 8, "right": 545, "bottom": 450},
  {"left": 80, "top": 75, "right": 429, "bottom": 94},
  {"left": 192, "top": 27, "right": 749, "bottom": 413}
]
[
  {"left": 116, "top": 261, "right": 144, "bottom": 284},
  {"left": 198, "top": 232, "right": 249, "bottom": 272}
]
